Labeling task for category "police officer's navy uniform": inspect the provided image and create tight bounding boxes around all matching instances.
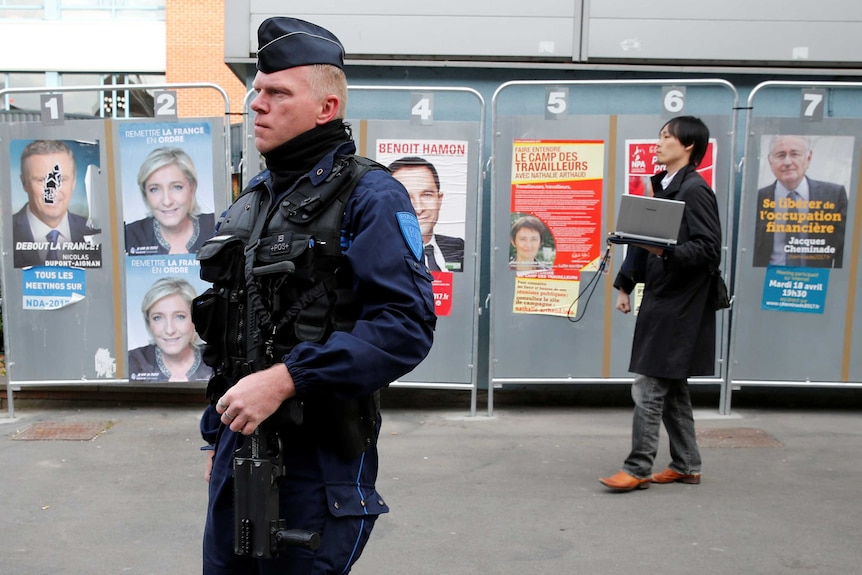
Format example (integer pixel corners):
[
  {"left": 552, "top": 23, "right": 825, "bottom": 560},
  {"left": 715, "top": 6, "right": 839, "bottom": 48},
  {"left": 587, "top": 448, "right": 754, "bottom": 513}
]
[
  {"left": 200, "top": 137, "right": 435, "bottom": 574},
  {"left": 198, "top": 17, "right": 436, "bottom": 575}
]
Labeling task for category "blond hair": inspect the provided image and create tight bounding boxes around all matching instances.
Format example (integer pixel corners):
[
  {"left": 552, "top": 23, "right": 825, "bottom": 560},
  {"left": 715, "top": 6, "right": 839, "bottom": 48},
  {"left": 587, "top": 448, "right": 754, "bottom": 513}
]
[{"left": 307, "top": 64, "right": 347, "bottom": 119}]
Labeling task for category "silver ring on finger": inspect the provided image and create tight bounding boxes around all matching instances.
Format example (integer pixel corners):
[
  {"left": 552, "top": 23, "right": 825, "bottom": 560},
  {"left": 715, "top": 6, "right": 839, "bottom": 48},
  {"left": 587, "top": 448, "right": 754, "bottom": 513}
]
[
  {"left": 224, "top": 411, "right": 236, "bottom": 421},
  {"left": 217, "top": 400, "right": 227, "bottom": 410}
]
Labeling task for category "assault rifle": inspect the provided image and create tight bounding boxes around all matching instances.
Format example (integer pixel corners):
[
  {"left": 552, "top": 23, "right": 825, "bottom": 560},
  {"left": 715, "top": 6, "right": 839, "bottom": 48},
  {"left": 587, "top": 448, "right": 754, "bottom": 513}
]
[
  {"left": 233, "top": 419, "right": 320, "bottom": 558},
  {"left": 234, "top": 254, "right": 318, "bottom": 558}
]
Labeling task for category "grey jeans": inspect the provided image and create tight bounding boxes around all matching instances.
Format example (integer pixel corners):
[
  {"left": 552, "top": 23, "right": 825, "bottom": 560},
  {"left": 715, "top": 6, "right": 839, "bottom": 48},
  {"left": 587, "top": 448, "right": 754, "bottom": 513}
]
[{"left": 622, "top": 374, "right": 702, "bottom": 478}]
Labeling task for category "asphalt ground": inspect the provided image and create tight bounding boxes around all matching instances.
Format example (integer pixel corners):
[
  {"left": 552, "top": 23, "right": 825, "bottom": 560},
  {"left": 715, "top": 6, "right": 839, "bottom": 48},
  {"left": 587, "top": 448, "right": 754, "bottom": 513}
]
[{"left": 1, "top": 387, "right": 861, "bottom": 575}]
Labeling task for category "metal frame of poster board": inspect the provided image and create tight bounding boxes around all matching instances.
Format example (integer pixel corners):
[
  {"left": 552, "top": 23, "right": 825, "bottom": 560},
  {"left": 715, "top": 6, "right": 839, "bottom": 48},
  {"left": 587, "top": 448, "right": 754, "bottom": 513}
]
[
  {"left": 726, "top": 81, "right": 862, "bottom": 414},
  {"left": 242, "top": 85, "right": 485, "bottom": 416},
  {"left": 488, "top": 79, "right": 738, "bottom": 416},
  {"left": 0, "top": 83, "right": 231, "bottom": 419}
]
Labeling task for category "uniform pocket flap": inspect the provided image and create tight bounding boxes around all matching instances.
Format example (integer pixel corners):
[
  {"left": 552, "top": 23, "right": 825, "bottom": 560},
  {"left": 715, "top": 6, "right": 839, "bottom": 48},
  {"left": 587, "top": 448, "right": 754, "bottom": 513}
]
[{"left": 325, "top": 483, "right": 389, "bottom": 518}]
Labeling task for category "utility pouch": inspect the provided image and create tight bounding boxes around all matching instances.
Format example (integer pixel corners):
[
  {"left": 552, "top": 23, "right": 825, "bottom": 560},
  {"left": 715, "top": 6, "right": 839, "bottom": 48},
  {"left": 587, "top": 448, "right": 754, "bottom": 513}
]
[
  {"left": 198, "top": 234, "right": 246, "bottom": 284},
  {"left": 191, "top": 288, "right": 223, "bottom": 344},
  {"left": 194, "top": 234, "right": 250, "bottom": 376},
  {"left": 253, "top": 232, "right": 318, "bottom": 283},
  {"left": 294, "top": 298, "right": 331, "bottom": 343},
  {"left": 293, "top": 272, "right": 357, "bottom": 344}
]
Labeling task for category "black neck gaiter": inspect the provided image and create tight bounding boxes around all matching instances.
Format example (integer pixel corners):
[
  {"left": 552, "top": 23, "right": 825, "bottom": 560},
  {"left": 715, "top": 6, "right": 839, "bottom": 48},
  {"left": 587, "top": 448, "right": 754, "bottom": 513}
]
[{"left": 262, "top": 120, "right": 351, "bottom": 193}]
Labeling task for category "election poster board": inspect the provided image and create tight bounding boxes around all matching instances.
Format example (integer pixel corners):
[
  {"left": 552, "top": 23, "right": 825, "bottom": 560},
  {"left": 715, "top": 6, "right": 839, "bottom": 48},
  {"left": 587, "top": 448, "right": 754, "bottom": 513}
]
[
  {"left": 345, "top": 91, "right": 483, "bottom": 392},
  {"left": 489, "top": 80, "right": 736, "bottom": 394},
  {"left": 0, "top": 113, "right": 230, "bottom": 385},
  {"left": 0, "top": 120, "right": 118, "bottom": 381},
  {"left": 116, "top": 119, "right": 219, "bottom": 383},
  {"left": 731, "top": 104, "right": 862, "bottom": 385}
]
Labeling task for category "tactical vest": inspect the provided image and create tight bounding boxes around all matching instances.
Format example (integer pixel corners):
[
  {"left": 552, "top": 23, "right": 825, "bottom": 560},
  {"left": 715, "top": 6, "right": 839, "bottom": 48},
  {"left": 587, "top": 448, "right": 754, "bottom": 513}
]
[{"left": 192, "top": 154, "right": 385, "bottom": 459}]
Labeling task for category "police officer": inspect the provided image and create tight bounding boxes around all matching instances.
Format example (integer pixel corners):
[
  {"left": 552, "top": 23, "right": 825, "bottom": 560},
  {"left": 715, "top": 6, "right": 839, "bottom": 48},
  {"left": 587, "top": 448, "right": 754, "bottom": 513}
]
[{"left": 198, "top": 17, "right": 436, "bottom": 574}]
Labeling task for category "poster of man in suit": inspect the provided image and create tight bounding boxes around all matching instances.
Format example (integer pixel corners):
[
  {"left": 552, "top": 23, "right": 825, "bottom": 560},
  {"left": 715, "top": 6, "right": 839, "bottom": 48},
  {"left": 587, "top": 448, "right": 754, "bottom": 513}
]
[
  {"left": 10, "top": 139, "right": 102, "bottom": 268},
  {"left": 376, "top": 139, "right": 468, "bottom": 273},
  {"left": 752, "top": 134, "right": 852, "bottom": 268}
]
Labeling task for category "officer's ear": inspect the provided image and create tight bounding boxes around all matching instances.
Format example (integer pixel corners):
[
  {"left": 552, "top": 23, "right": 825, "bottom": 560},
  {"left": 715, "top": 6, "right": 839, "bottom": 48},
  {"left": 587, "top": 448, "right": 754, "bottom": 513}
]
[{"left": 316, "top": 95, "right": 340, "bottom": 125}]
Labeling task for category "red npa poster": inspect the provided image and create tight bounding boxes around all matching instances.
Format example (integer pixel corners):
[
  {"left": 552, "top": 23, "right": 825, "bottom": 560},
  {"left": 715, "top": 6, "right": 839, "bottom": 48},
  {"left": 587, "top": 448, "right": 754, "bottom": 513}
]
[{"left": 626, "top": 138, "right": 716, "bottom": 195}]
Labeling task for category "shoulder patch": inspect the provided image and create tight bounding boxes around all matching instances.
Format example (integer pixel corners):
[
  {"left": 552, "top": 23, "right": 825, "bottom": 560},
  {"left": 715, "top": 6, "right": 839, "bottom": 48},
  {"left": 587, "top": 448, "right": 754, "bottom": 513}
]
[{"left": 396, "top": 212, "right": 424, "bottom": 261}]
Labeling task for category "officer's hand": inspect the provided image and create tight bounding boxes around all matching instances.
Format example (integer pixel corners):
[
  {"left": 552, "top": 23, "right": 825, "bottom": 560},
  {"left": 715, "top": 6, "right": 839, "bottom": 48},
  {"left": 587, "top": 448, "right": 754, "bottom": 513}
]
[
  {"left": 215, "top": 363, "right": 296, "bottom": 435},
  {"left": 616, "top": 290, "right": 631, "bottom": 314}
]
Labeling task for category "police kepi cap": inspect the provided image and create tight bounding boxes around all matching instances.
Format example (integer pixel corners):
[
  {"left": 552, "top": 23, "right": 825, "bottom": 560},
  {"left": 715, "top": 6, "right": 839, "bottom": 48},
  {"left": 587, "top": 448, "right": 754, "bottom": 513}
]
[{"left": 256, "top": 17, "right": 345, "bottom": 73}]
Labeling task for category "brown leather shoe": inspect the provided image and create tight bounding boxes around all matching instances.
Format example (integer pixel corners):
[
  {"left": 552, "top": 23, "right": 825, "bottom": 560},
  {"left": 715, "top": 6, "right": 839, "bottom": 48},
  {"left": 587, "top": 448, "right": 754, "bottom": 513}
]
[
  {"left": 599, "top": 470, "right": 651, "bottom": 491},
  {"left": 651, "top": 468, "right": 701, "bottom": 484}
]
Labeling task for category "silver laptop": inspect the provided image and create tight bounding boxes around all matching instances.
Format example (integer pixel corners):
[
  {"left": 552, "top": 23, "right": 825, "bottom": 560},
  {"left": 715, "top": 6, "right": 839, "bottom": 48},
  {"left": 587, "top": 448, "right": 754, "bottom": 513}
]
[{"left": 608, "top": 194, "right": 685, "bottom": 249}]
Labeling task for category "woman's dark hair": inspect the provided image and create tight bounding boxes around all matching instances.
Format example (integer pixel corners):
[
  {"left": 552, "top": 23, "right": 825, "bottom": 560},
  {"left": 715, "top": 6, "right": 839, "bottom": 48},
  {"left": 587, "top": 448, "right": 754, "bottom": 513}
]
[
  {"left": 663, "top": 116, "right": 710, "bottom": 167},
  {"left": 510, "top": 215, "right": 546, "bottom": 243}
]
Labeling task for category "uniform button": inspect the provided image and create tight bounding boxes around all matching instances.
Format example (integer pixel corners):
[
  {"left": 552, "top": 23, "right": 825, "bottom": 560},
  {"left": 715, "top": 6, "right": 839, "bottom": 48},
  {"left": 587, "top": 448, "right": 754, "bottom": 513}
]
[
  {"left": 333, "top": 502, "right": 340, "bottom": 510},
  {"left": 316, "top": 168, "right": 324, "bottom": 176},
  {"left": 378, "top": 499, "right": 385, "bottom": 506}
]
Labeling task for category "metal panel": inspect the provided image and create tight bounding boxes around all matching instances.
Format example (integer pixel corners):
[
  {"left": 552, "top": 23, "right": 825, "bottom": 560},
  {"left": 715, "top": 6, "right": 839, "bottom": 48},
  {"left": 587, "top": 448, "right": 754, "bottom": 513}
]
[
  {"left": 249, "top": 0, "right": 574, "bottom": 16},
  {"left": 242, "top": 85, "right": 485, "bottom": 414},
  {"left": 349, "top": 88, "right": 484, "bottom": 417},
  {"left": 244, "top": 15, "right": 575, "bottom": 59},
  {"left": 587, "top": 0, "right": 862, "bottom": 19},
  {"left": 229, "top": 1, "right": 581, "bottom": 61},
  {"left": 727, "top": 81, "right": 862, "bottom": 412},
  {"left": 586, "top": 19, "right": 862, "bottom": 64},
  {"left": 224, "top": 0, "right": 251, "bottom": 59},
  {"left": 489, "top": 80, "right": 738, "bottom": 415},
  {"left": 0, "top": 120, "right": 117, "bottom": 383},
  {"left": 0, "top": 84, "right": 233, "bottom": 418},
  {"left": 229, "top": 1, "right": 862, "bottom": 66}
]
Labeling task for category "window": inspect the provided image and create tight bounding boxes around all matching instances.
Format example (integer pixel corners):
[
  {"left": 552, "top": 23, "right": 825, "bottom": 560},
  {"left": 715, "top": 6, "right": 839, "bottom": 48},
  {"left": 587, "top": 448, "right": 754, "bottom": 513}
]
[
  {"left": 1, "top": 72, "right": 165, "bottom": 117},
  {"left": 59, "top": 0, "right": 164, "bottom": 20},
  {"left": 58, "top": 73, "right": 102, "bottom": 116},
  {"left": 0, "top": 1, "right": 165, "bottom": 20},
  {"left": 0, "top": 0, "right": 44, "bottom": 19},
  {"left": 96, "top": 73, "right": 164, "bottom": 117},
  {"left": 1, "top": 73, "right": 46, "bottom": 111}
]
